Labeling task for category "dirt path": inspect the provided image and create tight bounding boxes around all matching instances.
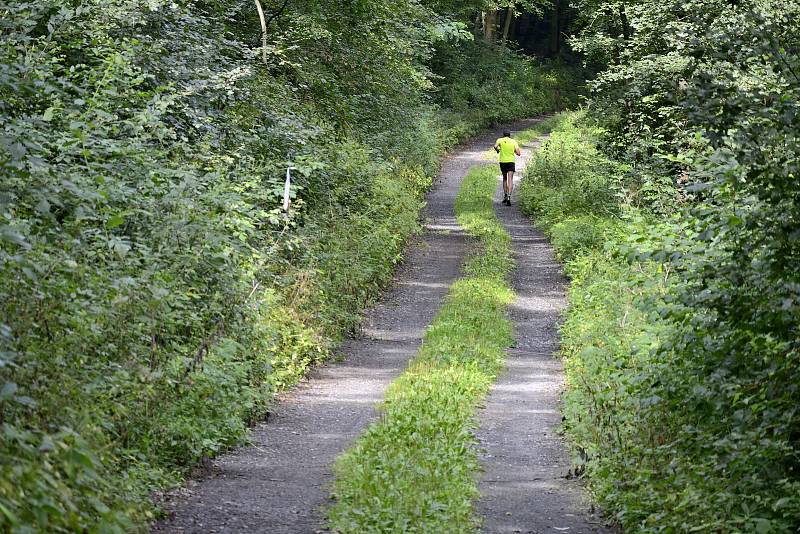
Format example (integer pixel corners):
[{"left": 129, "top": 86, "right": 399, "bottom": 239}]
[
  {"left": 475, "top": 133, "right": 612, "bottom": 533},
  {"left": 151, "top": 122, "right": 531, "bottom": 534}
]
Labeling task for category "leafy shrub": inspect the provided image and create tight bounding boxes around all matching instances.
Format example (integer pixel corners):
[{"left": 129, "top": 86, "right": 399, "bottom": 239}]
[
  {"left": 548, "top": 216, "right": 609, "bottom": 263},
  {"left": 518, "top": 112, "right": 623, "bottom": 230},
  {"left": 520, "top": 107, "right": 800, "bottom": 532},
  {"left": 432, "top": 39, "right": 583, "bottom": 125}
]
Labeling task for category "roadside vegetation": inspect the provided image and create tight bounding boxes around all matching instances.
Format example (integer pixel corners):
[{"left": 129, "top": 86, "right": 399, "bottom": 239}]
[
  {"left": 328, "top": 165, "right": 513, "bottom": 533},
  {"left": 559, "top": 2, "right": 797, "bottom": 531},
  {"left": 4, "top": 0, "right": 796, "bottom": 530},
  {"left": 520, "top": 12, "right": 800, "bottom": 521}
]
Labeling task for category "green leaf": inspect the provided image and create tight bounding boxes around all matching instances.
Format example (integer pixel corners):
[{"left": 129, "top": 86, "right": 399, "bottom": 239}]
[
  {"left": 0, "top": 382, "right": 18, "bottom": 400},
  {"left": 753, "top": 518, "right": 772, "bottom": 534},
  {"left": 107, "top": 215, "right": 125, "bottom": 229},
  {"left": 0, "top": 226, "right": 28, "bottom": 247},
  {"left": 35, "top": 198, "right": 51, "bottom": 214},
  {"left": 0, "top": 502, "right": 18, "bottom": 525},
  {"left": 15, "top": 396, "right": 37, "bottom": 408}
]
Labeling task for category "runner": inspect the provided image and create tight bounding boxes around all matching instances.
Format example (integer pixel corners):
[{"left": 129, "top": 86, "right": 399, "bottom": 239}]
[{"left": 494, "top": 130, "right": 521, "bottom": 206}]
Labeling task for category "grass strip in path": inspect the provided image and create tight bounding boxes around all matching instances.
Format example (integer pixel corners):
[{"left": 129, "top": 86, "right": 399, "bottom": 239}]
[{"left": 327, "top": 165, "right": 514, "bottom": 533}]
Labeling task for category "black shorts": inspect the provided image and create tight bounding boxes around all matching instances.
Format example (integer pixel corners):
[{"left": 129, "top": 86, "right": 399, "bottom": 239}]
[{"left": 499, "top": 162, "right": 515, "bottom": 173}]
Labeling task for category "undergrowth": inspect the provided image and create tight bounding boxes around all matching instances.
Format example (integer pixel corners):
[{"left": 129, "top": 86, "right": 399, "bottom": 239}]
[
  {"left": 327, "top": 165, "right": 513, "bottom": 533},
  {"left": 518, "top": 112, "right": 800, "bottom": 532}
]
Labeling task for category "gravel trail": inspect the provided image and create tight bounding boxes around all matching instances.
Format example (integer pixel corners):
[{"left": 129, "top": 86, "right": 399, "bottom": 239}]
[
  {"left": 151, "top": 122, "right": 529, "bottom": 534},
  {"left": 475, "top": 132, "right": 612, "bottom": 534}
]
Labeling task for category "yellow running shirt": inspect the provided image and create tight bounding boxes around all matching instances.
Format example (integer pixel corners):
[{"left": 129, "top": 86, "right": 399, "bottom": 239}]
[{"left": 495, "top": 137, "right": 520, "bottom": 163}]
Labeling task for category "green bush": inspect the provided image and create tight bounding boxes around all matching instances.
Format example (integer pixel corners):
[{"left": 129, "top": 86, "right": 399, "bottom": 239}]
[
  {"left": 518, "top": 112, "right": 623, "bottom": 231},
  {"left": 432, "top": 39, "right": 583, "bottom": 125},
  {"left": 519, "top": 111, "right": 800, "bottom": 532},
  {"left": 517, "top": 112, "right": 623, "bottom": 280},
  {"left": 548, "top": 216, "right": 609, "bottom": 263}
]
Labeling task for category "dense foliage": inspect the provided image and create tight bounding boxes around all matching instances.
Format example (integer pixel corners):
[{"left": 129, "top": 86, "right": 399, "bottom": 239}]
[
  {"left": 520, "top": 0, "right": 800, "bottom": 526},
  {"left": 329, "top": 165, "right": 514, "bottom": 532},
  {"left": 0, "top": 0, "right": 575, "bottom": 530},
  {"left": 521, "top": 112, "right": 799, "bottom": 532}
]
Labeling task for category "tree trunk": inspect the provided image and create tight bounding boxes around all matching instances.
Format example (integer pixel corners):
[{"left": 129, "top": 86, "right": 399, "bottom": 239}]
[
  {"left": 483, "top": 10, "right": 497, "bottom": 42},
  {"left": 509, "top": 11, "right": 519, "bottom": 42},
  {"left": 550, "top": 0, "right": 562, "bottom": 55},
  {"left": 619, "top": 3, "right": 631, "bottom": 40},
  {"left": 501, "top": 6, "right": 514, "bottom": 44},
  {"left": 559, "top": 0, "right": 568, "bottom": 52},
  {"left": 254, "top": 0, "right": 268, "bottom": 64}
]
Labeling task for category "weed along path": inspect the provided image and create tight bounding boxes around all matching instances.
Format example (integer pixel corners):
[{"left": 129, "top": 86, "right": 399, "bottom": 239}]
[
  {"left": 151, "top": 123, "right": 530, "bottom": 533},
  {"left": 475, "top": 132, "right": 611, "bottom": 533}
]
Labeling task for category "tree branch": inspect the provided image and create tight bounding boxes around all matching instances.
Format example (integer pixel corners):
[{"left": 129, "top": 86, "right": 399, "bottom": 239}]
[{"left": 265, "top": 0, "right": 290, "bottom": 31}]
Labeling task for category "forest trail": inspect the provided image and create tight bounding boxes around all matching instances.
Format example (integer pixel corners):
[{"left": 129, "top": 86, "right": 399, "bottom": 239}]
[
  {"left": 152, "top": 119, "right": 606, "bottom": 533},
  {"left": 152, "top": 122, "right": 514, "bottom": 533},
  {"left": 476, "top": 135, "right": 611, "bottom": 533}
]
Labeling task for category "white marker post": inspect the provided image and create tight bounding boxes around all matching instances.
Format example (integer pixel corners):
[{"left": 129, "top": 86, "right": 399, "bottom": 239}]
[{"left": 283, "top": 167, "right": 293, "bottom": 212}]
